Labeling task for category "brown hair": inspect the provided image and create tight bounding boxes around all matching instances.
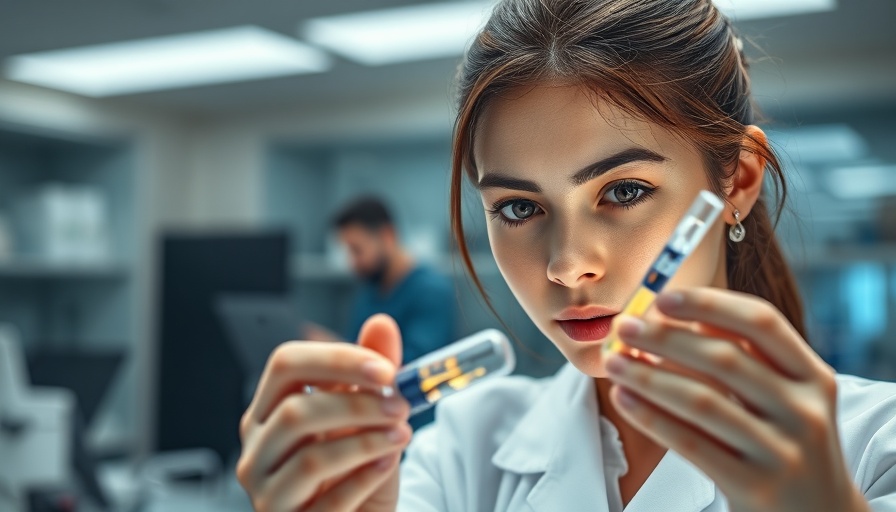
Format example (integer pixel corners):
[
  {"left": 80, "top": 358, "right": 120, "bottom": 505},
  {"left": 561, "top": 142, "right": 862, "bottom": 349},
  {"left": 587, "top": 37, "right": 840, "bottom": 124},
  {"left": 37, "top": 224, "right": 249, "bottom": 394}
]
[{"left": 450, "top": 0, "right": 807, "bottom": 338}]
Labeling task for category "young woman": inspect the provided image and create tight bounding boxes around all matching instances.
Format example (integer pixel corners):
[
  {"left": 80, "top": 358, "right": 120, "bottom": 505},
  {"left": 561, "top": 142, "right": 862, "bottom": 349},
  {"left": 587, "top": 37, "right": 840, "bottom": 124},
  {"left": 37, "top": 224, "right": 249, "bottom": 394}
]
[{"left": 236, "top": 0, "right": 896, "bottom": 510}]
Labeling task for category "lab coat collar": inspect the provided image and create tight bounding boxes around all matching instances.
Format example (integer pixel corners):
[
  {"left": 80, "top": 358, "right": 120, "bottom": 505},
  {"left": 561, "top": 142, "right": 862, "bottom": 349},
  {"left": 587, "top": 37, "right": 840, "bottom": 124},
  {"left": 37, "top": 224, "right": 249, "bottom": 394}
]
[
  {"left": 492, "top": 363, "right": 716, "bottom": 512},
  {"left": 492, "top": 363, "right": 593, "bottom": 473}
]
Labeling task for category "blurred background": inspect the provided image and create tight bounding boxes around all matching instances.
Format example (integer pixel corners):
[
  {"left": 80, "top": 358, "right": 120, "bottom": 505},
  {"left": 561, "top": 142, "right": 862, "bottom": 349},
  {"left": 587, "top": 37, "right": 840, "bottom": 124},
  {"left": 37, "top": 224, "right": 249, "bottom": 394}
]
[{"left": 0, "top": 0, "right": 893, "bottom": 510}]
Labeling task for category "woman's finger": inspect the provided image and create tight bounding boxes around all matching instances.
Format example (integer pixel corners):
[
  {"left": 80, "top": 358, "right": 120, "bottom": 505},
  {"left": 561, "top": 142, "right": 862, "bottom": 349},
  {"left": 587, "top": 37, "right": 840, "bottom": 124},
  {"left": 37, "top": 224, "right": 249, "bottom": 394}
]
[
  {"left": 249, "top": 391, "right": 410, "bottom": 478},
  {"left": 304, "top": 453, "right": 402, "bottom": 512},
  {"left": 609, "top": 384, "right": 754, "bottom": 489},
  {"left": 257, "top": 423, "right": 412, "bottom": 510},
  {"left": 606, "top": 353, "right": 782, "bottom": 464},
  {"left": 616, "top": 316, "right": 800, "bottom": 422},
  {"left": 247, "top": 341, "right": 397, "bottom": 423},
  {"left": 654, "top": 288, "right": 819, "bottom": 379}
]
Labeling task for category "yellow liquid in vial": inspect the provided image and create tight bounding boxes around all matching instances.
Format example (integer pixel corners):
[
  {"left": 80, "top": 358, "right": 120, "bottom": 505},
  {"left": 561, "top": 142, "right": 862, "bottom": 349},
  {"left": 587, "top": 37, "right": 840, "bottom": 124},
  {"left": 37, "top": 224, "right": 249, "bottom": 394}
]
[{"left": 603, "top": 285, "right": 657, "bottom": 354}]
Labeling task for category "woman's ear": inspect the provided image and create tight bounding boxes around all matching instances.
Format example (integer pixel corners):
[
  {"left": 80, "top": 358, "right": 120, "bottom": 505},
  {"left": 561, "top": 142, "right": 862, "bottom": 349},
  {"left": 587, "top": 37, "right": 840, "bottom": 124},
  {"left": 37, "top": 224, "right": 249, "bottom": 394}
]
[{"left": 724, "top": 125, "right": 768, "bottom": 223}]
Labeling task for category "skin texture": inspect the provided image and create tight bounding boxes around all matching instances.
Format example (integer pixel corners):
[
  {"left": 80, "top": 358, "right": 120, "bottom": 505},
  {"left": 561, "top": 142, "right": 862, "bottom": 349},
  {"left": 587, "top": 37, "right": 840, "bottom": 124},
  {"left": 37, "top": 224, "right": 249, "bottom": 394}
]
[
  {"left": 474, "top": 83, "right": 868, "bottom": 511},
  {"left": 474, "top": 84, "right": 730, "bottom": 377}
]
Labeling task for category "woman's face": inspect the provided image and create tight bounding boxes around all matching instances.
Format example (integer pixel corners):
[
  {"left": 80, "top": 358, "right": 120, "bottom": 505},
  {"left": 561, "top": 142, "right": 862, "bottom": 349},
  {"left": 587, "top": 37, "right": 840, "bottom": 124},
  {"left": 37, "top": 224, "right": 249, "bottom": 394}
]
[{"left": 474, "top": 84, "right": 729, "bottom": 378}]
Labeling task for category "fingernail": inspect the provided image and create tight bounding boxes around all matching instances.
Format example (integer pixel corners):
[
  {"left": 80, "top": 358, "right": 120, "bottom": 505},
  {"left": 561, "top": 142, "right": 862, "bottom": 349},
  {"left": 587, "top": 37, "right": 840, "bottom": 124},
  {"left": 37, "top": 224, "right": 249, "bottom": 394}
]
[
  {"left": 361, "top": 360, "right": 393, "bottom": 384},
  {"left": 605, "top": 354, "right": 629, "bottom": 375},
  {"left": 618, "top": 387, "right": 639, "bottom": 409},
  {"left": 381, "top": 397, "right": 406, "bottom": 417},
  {"left": 386, "top": 424, "right": 408, "bottom": 444},
  {"left": 617, "top": 316, "right": 646, "bottom": 338},
  {"left": 657, "top": 292, "right": 684, "bottom": 309}
]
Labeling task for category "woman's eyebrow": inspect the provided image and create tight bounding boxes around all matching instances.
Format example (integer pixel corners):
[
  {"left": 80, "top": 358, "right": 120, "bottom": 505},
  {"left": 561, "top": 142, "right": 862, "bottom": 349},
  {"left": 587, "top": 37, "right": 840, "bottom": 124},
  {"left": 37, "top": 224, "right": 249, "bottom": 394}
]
[
  {"left": 477, "top": 147, "right": 667, "bottom": 192},
  {"left": 476, "top": 174, "right": 542, "bottom": 192},
  {"left": 570, "top": 147, "right": 667, "bottom": 186}
]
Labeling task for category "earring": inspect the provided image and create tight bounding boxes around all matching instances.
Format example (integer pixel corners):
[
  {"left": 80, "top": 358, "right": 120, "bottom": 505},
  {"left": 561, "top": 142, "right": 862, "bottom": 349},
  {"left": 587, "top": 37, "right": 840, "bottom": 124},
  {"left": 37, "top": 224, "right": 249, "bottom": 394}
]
[{"left": 729, "top": 209, "right": 746, "bottom": 243}]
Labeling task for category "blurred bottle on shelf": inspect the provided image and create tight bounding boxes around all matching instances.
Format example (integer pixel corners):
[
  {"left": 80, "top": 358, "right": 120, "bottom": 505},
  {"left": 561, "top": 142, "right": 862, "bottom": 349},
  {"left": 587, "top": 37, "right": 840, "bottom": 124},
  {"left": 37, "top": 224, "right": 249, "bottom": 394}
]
[{"left": 13, "top": 183, "right": 111, "bottom": 264}]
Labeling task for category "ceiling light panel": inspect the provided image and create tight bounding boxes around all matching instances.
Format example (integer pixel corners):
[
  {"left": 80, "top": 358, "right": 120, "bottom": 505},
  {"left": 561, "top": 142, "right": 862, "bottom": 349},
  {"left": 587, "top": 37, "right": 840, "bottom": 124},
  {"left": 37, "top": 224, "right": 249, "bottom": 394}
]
[
  {"left": 302, "top": 2, "right": 493, "bottom": 66},
  {"left": 6, "top": 26, "right": 331, "bottom": 97}
]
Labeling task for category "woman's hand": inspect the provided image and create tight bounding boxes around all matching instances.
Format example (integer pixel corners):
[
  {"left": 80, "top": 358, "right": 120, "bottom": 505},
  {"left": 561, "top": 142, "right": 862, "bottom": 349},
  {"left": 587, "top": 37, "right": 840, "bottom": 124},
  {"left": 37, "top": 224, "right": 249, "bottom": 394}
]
[
  {"left": 237, "top": 314, "right": 411, "bottom": 512},
  {"left": 303, "top": 321, "right": 347, "bottom": 343},
  {"left": 605, "top": 287, "right": 870, "bottom": 512}
]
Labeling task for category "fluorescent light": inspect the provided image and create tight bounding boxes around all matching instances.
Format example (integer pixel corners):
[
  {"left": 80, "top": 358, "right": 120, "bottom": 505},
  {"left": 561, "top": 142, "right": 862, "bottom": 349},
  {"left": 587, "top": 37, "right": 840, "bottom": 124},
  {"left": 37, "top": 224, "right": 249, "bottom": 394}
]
[
  {"left": 826, "top": 164, "right": 896, "bottom": 199},
  {"left": 302, "top": 2, "right": 493, "bottom": 66},
  {"left": 5, "top": 26, "right": 331, "bottom": 97},
  {"left": 713, "top": 0, "right": 836, "bottom": 21}
]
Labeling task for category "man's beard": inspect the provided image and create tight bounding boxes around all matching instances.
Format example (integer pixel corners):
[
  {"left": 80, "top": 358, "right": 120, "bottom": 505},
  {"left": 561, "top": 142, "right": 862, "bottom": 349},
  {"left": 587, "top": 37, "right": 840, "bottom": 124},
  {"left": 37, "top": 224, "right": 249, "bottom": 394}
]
[{"left": 362, "top": 254, "right": 390, "bottom": 285}]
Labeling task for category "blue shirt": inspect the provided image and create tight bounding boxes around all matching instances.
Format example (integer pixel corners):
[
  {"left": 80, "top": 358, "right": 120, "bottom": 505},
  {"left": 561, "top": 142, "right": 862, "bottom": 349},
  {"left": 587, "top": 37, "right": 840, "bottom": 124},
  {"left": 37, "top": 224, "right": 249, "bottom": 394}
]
[{"left": 346, "top": 264, "right": 457, "bottom": 365}]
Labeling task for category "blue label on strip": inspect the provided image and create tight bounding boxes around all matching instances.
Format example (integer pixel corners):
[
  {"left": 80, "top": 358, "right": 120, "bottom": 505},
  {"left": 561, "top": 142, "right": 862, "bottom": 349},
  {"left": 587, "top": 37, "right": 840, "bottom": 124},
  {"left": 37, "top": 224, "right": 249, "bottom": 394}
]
[{"left": 643, "top": 246, "right": 684, "bottom": 292}]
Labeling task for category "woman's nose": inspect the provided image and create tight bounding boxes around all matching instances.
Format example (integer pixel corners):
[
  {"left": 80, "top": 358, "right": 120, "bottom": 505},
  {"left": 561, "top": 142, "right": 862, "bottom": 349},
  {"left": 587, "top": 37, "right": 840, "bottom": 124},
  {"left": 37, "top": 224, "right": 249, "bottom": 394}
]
[{"left": 545, "top": 225, "right": 606, "bottom": 287}]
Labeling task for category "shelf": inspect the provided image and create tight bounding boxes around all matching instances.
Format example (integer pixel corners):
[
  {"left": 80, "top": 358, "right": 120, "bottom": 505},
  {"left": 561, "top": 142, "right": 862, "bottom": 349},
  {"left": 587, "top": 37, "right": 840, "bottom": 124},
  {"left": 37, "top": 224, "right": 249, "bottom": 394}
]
[
  {"left": 0, "top": 260, "right": 130, "bottom": 280},
  {"left": 788, "top": 244, "right": 896, "bottom": 269},
  {"left": 291, "top": 253, "right": 501, "bottom": 281},
  {"left": 0, "top": 118, "right": 140, "bottom": 465},
  {"left": 292, "top": 254, "right": 353, "bottom": 281}
]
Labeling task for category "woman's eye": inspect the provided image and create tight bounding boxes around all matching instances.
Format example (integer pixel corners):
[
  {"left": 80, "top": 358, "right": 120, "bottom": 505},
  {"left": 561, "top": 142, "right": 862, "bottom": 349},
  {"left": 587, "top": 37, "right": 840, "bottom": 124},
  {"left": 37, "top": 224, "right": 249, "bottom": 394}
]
[
  {"left": 489, "top": 199, "right": 543, "bottom": 225},
  {"left": 603, "top": 181, "right": 652, "bottom": 205},
  {"left": 500, "top": 200, "right": 539, "bottom": 220}
]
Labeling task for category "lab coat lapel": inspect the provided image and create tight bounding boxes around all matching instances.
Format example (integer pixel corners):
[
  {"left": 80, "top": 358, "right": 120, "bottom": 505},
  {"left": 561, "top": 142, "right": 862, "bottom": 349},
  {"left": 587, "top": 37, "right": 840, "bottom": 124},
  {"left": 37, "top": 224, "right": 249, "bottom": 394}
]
[
  {"left": 492, "top": 365, "right": 613, "bottom": 512},
  {"left": 623, "top": 449, "right": 716, "bottom": 512}
]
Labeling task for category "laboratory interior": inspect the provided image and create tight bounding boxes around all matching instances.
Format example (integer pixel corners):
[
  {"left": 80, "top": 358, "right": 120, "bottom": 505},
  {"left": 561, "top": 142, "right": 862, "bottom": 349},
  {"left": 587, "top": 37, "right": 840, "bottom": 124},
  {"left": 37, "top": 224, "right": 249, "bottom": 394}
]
[{"left": 0, "top": 0, "right": 894, "bottom": 511}]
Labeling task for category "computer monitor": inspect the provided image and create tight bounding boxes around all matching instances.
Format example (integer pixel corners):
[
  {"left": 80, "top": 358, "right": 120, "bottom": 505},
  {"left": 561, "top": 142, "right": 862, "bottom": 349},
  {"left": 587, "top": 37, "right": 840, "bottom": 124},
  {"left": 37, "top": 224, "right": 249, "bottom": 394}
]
[
  {"left": 155, "top": 231, "right": 289, "bottom": 461},
  {"left": 27, "top": 351, "right": 124, "bottom": 428},
  {"left": 215, "top": 293, "right": 301, "bottom": 404}
]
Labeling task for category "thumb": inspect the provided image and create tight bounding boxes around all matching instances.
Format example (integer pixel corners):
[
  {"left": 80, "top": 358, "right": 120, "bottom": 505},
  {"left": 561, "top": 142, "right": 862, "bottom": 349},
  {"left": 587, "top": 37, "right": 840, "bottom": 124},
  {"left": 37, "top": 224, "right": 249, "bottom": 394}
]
[{"left": 357, "top": 314, "right": 403, "bottom": 368}]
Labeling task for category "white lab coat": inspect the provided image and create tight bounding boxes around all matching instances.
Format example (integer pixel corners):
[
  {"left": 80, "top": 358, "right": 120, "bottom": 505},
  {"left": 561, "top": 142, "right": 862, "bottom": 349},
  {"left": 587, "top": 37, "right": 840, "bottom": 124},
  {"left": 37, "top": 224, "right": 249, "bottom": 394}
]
[{"left": 399, "top": 363, "right": 896, "bottom": 511}]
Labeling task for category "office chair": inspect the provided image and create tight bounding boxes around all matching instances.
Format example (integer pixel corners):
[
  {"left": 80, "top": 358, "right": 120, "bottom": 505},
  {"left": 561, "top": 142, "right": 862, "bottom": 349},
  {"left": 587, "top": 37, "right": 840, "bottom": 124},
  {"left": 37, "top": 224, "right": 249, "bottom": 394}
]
[{"left": 0, "top": 325, "right": 75, "bottom": 512}]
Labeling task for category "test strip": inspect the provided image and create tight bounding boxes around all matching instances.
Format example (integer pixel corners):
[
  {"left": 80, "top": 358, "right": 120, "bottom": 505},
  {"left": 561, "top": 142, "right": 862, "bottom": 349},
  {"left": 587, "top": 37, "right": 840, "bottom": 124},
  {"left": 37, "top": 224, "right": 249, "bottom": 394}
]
[
  {"left": 602, "top": 190, "right": 724, "bottom": 356},
  {"left": 396, "top": 329, "right": 515, "bottom": 415}
]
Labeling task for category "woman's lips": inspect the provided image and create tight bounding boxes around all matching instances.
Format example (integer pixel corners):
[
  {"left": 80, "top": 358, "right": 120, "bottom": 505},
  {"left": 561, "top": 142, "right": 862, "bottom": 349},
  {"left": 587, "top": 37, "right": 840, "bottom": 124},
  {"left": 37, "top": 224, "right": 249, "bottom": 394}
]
[{"left": 556, "top": 315, "right": 616, "bottom": 342}]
